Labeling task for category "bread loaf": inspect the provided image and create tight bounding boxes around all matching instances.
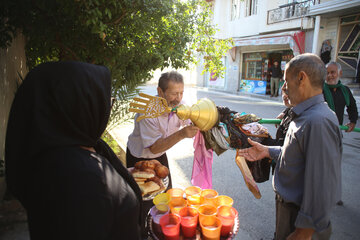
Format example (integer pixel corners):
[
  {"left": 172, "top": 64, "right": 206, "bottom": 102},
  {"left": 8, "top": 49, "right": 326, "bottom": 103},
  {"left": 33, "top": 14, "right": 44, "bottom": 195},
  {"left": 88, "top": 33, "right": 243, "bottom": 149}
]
[
  {"left": 134, "top": 161, "right": 144, "bottom": 169},
  {"left": 138, "top": 181, "right": 160, "bottom": 195},
  {"left": 150, "top": 159, "right": 161, "bottom": 167},
  {"left": 155, "top": 165, "right": 169, "bottom": 178},
  {"left": 141, "top": 161, "right": 156, "bottom": 170},
  {"left": 132, "top": 169, "right": 155, "bottom": 179}
]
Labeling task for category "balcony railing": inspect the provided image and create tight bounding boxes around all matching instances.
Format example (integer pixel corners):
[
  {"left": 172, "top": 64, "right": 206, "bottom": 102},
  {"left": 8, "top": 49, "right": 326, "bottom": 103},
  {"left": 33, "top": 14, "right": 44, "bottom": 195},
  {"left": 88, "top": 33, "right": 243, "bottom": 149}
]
[{"left": 267, "top": 0, "right": 314, "bottom": 24}]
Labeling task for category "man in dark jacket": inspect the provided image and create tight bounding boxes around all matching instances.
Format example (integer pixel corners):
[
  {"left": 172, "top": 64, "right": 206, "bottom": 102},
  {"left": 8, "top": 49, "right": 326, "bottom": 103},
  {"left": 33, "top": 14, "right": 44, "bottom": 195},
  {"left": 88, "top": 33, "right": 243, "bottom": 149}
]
[
  {"left": 324, "top": 61, "right": 358, "bottom": 132},
  {"left": 269, "top": 61, "right": 283, "bottom": 97}
]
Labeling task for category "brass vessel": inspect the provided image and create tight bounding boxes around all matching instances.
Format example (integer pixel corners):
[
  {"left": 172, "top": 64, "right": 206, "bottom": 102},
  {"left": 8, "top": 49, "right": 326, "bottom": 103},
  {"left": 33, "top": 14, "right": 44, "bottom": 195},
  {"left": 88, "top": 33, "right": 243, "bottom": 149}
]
[{"left": 175, "top": 98, "right": 218, "bottom": 131}]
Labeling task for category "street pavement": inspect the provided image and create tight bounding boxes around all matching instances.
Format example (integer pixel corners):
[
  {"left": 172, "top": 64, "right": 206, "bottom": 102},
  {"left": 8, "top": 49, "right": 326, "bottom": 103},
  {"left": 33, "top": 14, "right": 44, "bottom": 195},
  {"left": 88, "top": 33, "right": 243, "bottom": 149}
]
[{"left": 111, "top": 85, "right": 360, "bottom": 240}]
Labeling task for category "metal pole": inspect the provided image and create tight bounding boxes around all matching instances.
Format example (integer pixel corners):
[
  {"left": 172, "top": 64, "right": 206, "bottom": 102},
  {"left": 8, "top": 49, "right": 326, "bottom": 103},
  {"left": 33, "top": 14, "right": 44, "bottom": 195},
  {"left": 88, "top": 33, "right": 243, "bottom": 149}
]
[{"left": 259, "top": 118, "right": 360, "bottom": 133}]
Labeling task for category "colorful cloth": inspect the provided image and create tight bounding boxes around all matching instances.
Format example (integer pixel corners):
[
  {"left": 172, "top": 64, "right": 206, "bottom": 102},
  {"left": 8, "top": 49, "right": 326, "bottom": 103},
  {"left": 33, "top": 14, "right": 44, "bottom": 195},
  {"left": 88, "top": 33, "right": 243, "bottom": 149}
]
[
  {"left": 211, "top": 127, "right": 231, "bottom": 150},
  {"left": 192, "top": 131, "right": 214, "bottom": 189}
]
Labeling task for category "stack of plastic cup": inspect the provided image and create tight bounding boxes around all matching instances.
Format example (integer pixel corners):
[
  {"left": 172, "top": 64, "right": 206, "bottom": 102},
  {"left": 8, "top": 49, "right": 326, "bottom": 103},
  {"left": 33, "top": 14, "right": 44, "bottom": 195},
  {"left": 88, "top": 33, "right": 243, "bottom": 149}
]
[
  {"left": 153, "top": 193, "right": 170, "bottom": 209},
  {"left": 198, "top": 204, "right": 218, "bottom": 223},
  {"left": 169, "top": 197, "right": 187, "bottom": 215},
  {"left": 150, "top": 203, "right": 170, "bottom": 236},
  {"left": 185, "top": 186, "right": 202, "bottom": 208},
  {"left": 178, "top": 206, "right": 199, "bottom": 238},
  {"left": 166, "top": 188, "right": 184, "bottom": 200},
  {"left": 159, "top": 213, "right": 181, "bottom": 240},
  {"left": 200, "top": 216, "right": 222, "bottom": 240},
  {"left": 216, "top": 195, "right": 233, "bottom": 208},
  {"left": 217, "top": 205, "right": 238, "bottom": 237},
  {"left": 200, "top": 189, "right": 218, "bottom": 207}
]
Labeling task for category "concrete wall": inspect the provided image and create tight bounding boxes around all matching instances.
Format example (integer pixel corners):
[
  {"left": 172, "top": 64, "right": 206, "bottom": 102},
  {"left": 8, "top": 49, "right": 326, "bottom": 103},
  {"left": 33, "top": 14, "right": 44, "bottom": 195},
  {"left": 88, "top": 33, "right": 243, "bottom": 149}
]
[
  {"left": 0, "top": 33, "right": 27, "bottom": 200},
  {"left": 213, "top": 0, "right": 311, "bottom": 39},
  {"left": 316, "top": 16, "right": 339, "bottom": 58}
]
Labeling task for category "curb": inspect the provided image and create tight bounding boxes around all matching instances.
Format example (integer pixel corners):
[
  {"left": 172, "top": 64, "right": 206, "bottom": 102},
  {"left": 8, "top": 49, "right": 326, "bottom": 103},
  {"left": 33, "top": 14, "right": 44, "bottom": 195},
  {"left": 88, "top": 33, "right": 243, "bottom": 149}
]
[{"left": 108, "top": 128, "right": 128, "bottom": 166}]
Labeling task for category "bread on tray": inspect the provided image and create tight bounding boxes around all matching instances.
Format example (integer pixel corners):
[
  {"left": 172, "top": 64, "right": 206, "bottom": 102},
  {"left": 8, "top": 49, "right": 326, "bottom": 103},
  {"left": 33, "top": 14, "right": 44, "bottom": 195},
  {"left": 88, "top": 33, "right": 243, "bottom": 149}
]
[{"left": 130, "top": 160, "right": 169, "bottom": 196}]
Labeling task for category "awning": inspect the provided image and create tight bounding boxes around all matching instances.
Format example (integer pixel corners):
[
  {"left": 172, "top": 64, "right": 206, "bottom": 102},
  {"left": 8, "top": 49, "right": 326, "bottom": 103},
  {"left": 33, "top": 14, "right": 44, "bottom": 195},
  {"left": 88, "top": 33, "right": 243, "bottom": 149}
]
[{"left": 233, "top": 31, "right": 305, "bottom": 56}]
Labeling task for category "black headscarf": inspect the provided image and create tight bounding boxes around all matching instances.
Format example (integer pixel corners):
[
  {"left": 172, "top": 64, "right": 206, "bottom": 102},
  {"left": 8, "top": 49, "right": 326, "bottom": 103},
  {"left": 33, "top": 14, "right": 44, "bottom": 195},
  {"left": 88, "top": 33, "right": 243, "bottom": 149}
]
[{"left": 5, "top": 61, "right": 141, "bottom": 205}]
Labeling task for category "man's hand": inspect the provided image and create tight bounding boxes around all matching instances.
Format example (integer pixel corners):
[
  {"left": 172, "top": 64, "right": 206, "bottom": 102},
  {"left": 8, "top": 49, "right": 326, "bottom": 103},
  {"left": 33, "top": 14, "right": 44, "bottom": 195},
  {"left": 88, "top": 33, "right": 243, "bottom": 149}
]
[
  {"left": 286, "top": 228, "right": 314, "bottom": 240},
  {"left": 345, "top": 122, "right": 356, "bottom": 132},
  {"left": 180, "top": 125, "right": 199, "bottom": 138},
  {"left": 237, "top": 138, "right": 270, "bottom": 161}
]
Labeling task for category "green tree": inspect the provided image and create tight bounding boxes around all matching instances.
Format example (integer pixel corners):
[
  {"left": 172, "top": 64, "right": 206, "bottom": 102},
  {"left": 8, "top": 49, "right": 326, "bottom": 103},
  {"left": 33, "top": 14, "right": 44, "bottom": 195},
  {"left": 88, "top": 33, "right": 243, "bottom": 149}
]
[{"left": 1, "top": 0, "right": 232, "bottom": 129}]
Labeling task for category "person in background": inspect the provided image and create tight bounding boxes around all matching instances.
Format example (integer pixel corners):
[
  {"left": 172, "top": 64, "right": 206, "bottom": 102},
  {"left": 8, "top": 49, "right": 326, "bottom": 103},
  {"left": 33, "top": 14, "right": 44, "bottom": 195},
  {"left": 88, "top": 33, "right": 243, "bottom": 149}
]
[
  {"left": 324, "top": 61, "right": 358, "bottom": 206},
  {"left": 5, "top": 61, "right": 142, "bottom": 240},
  {"left": 126, "top": 70, "right": 199, "bottom": 236},
  {"left": 238, "top": 53, "right": 342, "bottom": 240},
  {"left": 261, "top": 90, "right": 294, "bottom": 179},
  {"left": 269, "top": 60, "right": 283, "bottom": 97},
  {"left": 268, "top": 91, "right": 294, "bottom": 147},
  {"left": 324, "top": 61, "right": 358, "bottom": 132}
]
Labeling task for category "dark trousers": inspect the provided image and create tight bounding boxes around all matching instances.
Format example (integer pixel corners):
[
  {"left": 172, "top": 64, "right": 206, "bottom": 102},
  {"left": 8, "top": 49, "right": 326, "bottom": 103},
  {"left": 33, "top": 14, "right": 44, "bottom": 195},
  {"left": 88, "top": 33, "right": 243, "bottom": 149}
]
[
  {"left": 275, "top": 194, "right": 332, "bottom": 240},
  {"left": 275, "top": 194, "right": 300, "bottom": 240},
  {"left": 126, "top": 148, "right": 173, "bottom": 237}
]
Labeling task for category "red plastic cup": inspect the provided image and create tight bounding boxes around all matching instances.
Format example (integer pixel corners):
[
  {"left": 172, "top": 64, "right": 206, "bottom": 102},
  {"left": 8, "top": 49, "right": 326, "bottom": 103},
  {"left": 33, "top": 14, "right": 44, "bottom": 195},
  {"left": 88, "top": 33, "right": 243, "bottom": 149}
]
[
  {"left": 150, "top": 204, "right": 170, "bottom": 236},
  {"left": 217, "top": 206, "right": 238, "bottom": 237},
  {"left": 159, "top": 213, "right": 181, "bottom": 240},
  {"left": 178, "top": 206, "right": 199, "bottom": 238}
]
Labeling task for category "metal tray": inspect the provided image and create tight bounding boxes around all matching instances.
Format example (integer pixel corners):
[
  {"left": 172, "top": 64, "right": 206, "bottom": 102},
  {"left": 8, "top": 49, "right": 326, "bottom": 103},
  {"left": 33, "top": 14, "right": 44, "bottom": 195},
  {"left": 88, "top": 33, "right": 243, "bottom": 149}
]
[
  {"left": 146, "top": 212, "right": 240, "bottom": 240},
  {"left": 142, "top": 176, "right": 169, "bottom": 201},
  {"left": 128, "top": 167, "right": 169, "bottom": 201}
]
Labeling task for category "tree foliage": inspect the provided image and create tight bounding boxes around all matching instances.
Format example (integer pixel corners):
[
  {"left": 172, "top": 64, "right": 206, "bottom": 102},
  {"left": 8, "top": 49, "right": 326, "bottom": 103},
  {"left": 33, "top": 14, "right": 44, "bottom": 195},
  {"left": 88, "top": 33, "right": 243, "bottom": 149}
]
[{"left": 1, "top": 0, "right": 232, "bottom": 128}]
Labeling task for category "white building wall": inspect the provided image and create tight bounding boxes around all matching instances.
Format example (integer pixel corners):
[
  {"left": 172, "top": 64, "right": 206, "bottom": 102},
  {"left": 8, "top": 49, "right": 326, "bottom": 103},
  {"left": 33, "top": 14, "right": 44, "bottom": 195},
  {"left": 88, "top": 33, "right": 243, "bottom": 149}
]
[
  {"left": 213, "top": 0, "right": 311, "bottom": 39},
  {"left": 320, "top": 17, "right": 339, "bottom": 61},
  {"left": 226, "top": 50, "right": 240, "bottom": 93}
]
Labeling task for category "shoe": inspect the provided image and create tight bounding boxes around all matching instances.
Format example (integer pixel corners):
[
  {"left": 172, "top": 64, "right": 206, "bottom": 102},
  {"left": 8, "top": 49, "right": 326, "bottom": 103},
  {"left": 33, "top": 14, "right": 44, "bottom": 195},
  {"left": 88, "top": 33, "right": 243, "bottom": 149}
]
[{"left": 336, "top": 200, "right": 343, "bottom": 206}]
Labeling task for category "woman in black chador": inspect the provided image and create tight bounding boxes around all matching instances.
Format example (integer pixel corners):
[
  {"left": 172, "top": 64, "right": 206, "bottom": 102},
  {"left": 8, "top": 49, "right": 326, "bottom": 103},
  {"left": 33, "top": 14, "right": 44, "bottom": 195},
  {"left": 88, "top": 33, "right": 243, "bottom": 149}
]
[{"left": 5, "top": 61, "right": 142, "bottom": 240}]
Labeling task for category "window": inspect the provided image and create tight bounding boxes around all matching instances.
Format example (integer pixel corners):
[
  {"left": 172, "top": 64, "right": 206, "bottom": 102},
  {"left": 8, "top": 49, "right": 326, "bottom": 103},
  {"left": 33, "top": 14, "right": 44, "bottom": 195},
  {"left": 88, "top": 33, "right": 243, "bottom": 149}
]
[
  {"left": 245, "top": 61, "right": 262, "bottom": 80},
  {"left": 243, "top": 53, "right": 263, "bottom": 80},
  {"left": 246, "top": 0, "right": 258, "bottom": 17},
  {"left": 231, "top": 0, "right": 241, "bottom": 20}
]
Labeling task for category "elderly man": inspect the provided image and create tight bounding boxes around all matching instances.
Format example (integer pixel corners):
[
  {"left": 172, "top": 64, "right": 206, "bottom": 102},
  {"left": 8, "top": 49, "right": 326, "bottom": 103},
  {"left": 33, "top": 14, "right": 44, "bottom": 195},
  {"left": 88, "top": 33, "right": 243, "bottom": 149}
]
[
  {"left": 324, "top": 61, "right": 358, "bottom": 132},
  {"left": 238, "top": 54, "right": 342, "bottom": 240},
  {"left": 126, "top": 70, "right": 199, "bottom": 237},
  {"left": 324, "top": 62, "right": 358, "bottom": 206}
]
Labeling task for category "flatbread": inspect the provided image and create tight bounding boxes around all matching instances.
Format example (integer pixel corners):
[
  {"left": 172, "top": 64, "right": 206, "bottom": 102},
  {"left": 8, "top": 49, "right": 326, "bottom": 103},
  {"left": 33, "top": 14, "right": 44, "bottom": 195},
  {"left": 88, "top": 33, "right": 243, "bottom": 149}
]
[{"left": 235, "top": 150, "right": 261, "bottom": 199}]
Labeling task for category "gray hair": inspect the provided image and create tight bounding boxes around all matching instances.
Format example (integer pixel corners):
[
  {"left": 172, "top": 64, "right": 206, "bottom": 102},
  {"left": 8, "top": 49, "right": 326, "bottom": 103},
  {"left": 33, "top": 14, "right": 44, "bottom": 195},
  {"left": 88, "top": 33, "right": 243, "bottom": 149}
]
[
  {"left": 158, "top": 71, "right": 184, "bottom": 92},
  {"left": 326, "top": 61, "right": 342, "bottom": 74},
  {"left": 286, "top": 53, "right": 326, "bottom": 89}
]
